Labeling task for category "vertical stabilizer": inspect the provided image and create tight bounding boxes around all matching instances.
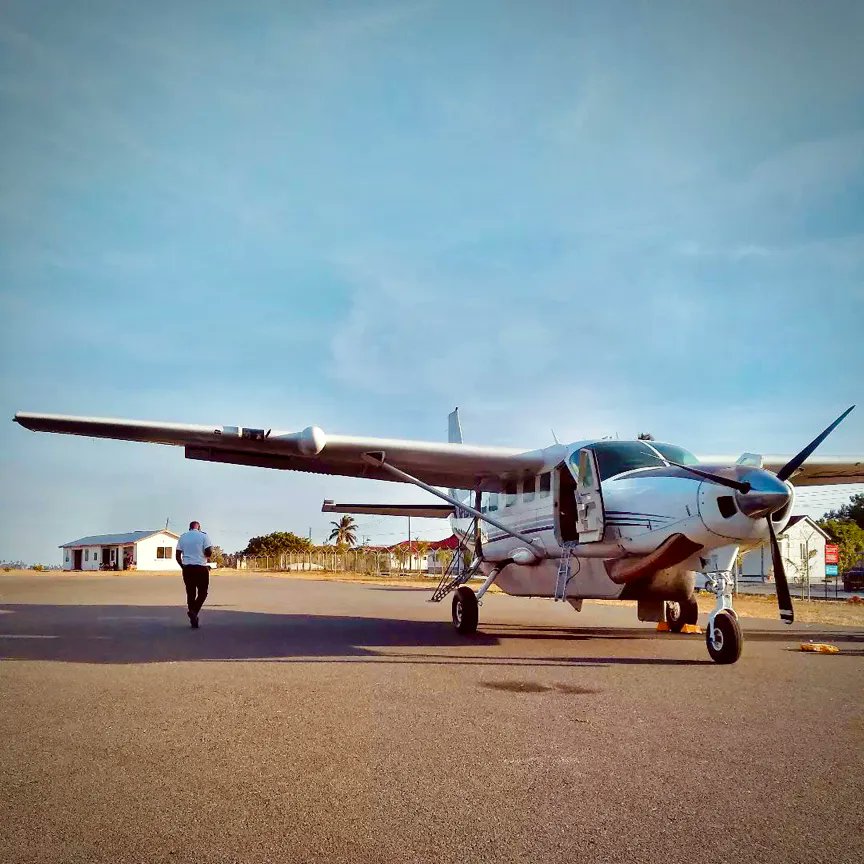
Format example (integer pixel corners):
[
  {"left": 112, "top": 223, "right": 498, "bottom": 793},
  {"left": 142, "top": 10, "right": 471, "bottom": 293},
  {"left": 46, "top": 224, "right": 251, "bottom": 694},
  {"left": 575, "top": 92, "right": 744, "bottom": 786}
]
[
  {"left": 448, "top": 407, "right": 463, "bottom": 444},
  {"left": 447, "top": 407, "right": 468, "bottom": 504}
]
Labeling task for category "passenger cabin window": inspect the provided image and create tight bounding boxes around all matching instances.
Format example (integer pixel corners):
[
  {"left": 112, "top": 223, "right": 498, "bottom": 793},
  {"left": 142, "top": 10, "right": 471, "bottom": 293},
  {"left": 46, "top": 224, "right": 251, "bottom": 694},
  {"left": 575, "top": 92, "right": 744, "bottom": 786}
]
[
  {"left": 504, "top": 480, "right": 518, "bottom": 508},
  {"left": 487, "top": 492, "right": 499, "bottom": 513},
  {"left": 522, "top": 476, "right": 535, "bottom": 503},
  {"left": 538, "top": 472, "right": 551, "bottom": 498}
]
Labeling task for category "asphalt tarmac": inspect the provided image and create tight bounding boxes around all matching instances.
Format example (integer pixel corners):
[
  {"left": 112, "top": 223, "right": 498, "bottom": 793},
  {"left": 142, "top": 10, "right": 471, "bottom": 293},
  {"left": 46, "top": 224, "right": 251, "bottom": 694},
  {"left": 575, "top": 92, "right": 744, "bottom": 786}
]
[{"left": 1, "top": 572, "right": 862, "bottom": 864}]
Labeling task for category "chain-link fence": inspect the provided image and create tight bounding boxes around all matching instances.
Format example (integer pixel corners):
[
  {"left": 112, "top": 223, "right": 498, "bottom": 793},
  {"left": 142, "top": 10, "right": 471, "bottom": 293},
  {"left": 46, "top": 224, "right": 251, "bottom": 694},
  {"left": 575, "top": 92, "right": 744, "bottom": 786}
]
[{"left": 223, "top": 548, "right": 460, "bottom": 576}]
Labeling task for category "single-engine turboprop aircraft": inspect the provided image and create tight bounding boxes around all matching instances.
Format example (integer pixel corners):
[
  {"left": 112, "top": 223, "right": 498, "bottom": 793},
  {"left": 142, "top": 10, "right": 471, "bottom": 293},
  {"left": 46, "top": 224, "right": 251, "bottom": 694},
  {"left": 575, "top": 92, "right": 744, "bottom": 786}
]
[{"left": 13, "top": 406, "right": 863, "bottom": 664}]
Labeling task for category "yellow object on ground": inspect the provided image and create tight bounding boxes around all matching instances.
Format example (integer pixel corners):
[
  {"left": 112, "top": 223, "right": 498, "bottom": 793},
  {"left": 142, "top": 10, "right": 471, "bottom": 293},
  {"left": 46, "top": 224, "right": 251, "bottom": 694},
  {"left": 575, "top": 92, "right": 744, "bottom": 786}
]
[
  {"left": 656, "top": 621, "right": 670, "bottom": 632},
  {"left": 800, "top": 643, "right": 840, "bottom": 654},
  {"left": 681, "top": 624, "right": 703, "bottom": 634}
]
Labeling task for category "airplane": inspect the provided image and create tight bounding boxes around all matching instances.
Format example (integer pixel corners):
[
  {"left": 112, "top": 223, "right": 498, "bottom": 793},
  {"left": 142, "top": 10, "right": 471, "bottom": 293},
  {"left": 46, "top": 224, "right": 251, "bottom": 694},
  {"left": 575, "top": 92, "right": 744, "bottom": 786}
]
[{"left": 13, "top": 405, "right": 863, "bottom": 664}]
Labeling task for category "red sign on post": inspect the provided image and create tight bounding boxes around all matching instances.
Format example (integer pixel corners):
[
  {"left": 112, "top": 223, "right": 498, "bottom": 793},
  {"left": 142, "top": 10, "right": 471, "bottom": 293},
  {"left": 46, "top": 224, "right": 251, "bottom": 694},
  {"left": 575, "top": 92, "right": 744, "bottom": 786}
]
[{"left": 825, "top": 544, "right": 839, "bottom": 565}]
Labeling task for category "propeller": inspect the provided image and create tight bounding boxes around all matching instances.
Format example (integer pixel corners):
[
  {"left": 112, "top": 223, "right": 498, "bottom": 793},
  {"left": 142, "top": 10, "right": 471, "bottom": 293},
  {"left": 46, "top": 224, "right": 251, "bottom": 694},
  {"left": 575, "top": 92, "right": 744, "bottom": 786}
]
[
  {"left": 761, "top": 405, "right": 854, "bottom": 624},
  {"left": 662, "top": 406, "right": 855, "bottom": 625},
  {"left": 768, "top": 518, "right": 794, "bottom": 624},
  {"left": 775, "top": 405, "right": 855, "bottom": 482},
  {"left": 662, "top": 460, "right": 751, "bottom": 493}
]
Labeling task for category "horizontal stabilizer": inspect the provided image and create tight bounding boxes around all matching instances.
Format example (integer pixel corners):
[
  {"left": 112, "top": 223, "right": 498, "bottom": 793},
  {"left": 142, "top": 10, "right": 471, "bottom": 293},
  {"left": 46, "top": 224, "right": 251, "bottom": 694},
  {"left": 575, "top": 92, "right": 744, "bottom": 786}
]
[{"left": 321, "top": 500, "right": 454, "bottom": 518}]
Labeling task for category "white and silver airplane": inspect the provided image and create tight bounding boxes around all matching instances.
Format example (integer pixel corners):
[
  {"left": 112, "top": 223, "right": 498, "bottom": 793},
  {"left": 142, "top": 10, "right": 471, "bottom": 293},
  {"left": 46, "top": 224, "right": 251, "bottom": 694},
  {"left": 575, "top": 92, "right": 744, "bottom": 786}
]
[{"left": 13, "top": 406, "right": 863, "bottom": 664}]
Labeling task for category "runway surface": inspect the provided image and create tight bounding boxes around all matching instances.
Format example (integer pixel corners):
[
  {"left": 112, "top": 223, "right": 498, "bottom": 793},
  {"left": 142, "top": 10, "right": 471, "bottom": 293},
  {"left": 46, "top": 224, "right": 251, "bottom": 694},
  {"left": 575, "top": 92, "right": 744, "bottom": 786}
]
[{"left": 1, "top": 572, "right": 862, "bottom": 863}]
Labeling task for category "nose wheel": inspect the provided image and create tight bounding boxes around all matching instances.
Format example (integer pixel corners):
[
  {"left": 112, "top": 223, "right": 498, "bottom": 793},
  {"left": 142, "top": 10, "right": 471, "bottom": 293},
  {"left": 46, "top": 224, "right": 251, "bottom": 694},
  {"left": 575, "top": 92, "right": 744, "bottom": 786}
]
[
  {"left": 704, "top": 570, "right": 743, "bottom": 664},
  {"left": 706, "top": 610, "right": 742, "bottom": 663}
]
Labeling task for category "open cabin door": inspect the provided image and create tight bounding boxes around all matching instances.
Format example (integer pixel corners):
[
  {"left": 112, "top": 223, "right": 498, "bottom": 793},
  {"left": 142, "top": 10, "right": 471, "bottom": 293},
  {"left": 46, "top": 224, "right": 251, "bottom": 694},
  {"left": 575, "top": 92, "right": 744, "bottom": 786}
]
[
  {"left": 574, "top": 448, "right": 605, "bottom": 543},
  {"left": 553, "top": 463, "right": 579, "bottom": 544}
]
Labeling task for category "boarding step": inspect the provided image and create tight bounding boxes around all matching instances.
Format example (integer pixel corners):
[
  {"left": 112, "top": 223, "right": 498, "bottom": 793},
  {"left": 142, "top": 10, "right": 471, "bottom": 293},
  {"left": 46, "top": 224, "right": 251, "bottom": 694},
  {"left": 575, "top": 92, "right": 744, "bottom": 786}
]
[
  {"left": 554, "top": 542, "right": 579, "bottom": 601},
  {"left": 429, "top": 553, "right": 480, "bottom": 603}
]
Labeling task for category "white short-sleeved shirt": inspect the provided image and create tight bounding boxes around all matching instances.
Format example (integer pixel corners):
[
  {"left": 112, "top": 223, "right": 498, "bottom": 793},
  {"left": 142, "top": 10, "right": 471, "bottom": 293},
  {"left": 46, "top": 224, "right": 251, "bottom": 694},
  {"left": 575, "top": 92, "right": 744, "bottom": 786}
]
[{"left": 177, "top": 529, "right": 212, "bottom": 566}]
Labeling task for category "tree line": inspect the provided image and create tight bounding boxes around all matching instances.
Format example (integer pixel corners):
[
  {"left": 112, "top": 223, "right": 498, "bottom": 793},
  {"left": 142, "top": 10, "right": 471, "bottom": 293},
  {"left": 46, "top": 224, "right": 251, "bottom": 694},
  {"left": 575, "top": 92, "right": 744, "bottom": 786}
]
[{"left": 818, "top": 492, "right": 864, "bottom": 575}]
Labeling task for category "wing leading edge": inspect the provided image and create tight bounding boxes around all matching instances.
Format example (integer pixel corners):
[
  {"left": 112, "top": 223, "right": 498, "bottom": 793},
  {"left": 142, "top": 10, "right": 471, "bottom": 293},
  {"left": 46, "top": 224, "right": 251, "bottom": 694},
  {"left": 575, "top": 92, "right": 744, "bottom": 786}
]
[
  {"left": 697, "top": 452, "right": 864, "bottom": 486},
  {"left": 13, "top": 412, "right": 544, "bottom": 491}
]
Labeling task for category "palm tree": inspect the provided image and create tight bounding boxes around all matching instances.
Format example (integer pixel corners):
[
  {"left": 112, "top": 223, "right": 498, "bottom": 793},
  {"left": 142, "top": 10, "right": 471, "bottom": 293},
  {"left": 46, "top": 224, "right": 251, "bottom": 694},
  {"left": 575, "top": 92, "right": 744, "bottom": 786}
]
[
  {"left": 328, "top": 515, "right": 357, "bottom": 548},
  {"left": 414, "top": 540, "right": 430, "bottom": 572}
]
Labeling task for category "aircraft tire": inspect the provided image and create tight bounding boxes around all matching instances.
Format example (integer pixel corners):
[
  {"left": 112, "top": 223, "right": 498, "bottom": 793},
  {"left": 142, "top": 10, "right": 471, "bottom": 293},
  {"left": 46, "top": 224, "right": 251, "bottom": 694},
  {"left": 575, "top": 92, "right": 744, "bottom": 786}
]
[
  {"left": 706, "top": 611, "right": 742, "bottom": 664},
  {"left": 666, "top": 598, "right": 699, "bottom": 632},
  {"left": 452, "top": 586, "right": 479, "bottom": 635}
]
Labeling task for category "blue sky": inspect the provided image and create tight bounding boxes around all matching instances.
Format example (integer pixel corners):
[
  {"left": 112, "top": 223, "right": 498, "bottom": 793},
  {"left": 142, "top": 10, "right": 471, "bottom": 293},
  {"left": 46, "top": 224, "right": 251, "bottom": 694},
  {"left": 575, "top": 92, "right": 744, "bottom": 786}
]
[{"left": 1, "top": 0, "right": 862, "bottom": 563}]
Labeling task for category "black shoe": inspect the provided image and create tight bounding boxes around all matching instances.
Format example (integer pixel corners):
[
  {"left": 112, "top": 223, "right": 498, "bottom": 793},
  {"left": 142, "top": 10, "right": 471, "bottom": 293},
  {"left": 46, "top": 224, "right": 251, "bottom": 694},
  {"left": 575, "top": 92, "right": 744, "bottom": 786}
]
[
  {"left": 191, "top": 613, "right": 199, "bottom": 629},
  {"left": 187, "top": 610, "right": 196, "bottom": 628}
]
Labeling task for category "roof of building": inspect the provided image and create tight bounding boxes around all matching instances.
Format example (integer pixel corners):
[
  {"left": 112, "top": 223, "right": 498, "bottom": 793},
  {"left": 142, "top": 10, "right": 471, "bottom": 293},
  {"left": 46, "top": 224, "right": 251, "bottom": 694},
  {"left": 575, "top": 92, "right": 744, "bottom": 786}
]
[
  {"left": 60, "top": 529, "right": 179, "bottom": 548},
  {"left": 783, "top": 515, "right": 830, "bottom": 540},
  {"left": 387, "top": 535, "right": 460, "bottom": 552}
]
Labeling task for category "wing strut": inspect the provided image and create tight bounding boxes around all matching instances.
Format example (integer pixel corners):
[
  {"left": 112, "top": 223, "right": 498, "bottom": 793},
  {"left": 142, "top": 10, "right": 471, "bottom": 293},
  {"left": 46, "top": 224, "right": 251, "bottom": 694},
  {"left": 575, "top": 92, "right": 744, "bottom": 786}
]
[{"left": 360, "top": 452, "right": 543, "bottom": 551}]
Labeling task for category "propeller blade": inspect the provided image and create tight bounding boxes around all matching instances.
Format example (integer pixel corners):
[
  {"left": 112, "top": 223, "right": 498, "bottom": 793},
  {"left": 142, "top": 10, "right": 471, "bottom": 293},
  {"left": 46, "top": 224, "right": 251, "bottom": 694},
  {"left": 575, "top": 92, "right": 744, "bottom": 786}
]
[
  {"left": 663, "top": 460, "right": 751, "bottom": 494},
  {"left": 776, "top": 405, "right": 855, "bottom": 482},
  {"left": 768, "top": 519, "right": 794, "bottom": 624}
]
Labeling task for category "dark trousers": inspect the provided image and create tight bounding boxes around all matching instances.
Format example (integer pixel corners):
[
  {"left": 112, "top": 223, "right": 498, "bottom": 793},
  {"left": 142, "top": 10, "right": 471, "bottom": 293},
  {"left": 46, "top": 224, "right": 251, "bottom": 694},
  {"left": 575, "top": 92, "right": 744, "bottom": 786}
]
[{"left": 182, "top": 565, "right": 210, "bottom": 614}]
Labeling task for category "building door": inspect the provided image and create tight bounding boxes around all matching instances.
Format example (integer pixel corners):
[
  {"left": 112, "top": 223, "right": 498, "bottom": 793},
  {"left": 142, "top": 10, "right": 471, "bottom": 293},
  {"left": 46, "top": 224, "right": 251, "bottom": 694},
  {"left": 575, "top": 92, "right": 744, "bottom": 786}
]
[{"left": 73, "top": 549, "right": 82, "bottom": 569}]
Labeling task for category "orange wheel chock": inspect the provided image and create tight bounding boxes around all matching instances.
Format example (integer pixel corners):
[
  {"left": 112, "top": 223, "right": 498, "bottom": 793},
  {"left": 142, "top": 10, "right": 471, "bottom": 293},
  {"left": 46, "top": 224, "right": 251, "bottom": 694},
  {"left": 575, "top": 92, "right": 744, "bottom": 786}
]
[{"left": 681, "top": 624, "right": 703, "bottom": 635}]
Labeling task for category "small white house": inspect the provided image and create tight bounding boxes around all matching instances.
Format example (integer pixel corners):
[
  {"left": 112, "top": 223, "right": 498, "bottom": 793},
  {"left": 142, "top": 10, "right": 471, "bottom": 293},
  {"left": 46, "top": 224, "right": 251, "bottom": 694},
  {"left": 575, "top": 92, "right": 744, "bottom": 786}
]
[
  {"left": 60, "top": 530, "right": 181, "bottom": 572},
  {"left": 740, "top": 516, "right": 829, "bottom": 583}
]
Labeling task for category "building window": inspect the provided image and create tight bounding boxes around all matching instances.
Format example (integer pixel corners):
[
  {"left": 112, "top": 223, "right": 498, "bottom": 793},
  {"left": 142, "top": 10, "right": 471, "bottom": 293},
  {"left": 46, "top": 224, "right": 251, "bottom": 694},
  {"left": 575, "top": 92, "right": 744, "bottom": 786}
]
[
  {"left": 84, "top": 549, "right": 89, "bottom": 561},
  {"left": 522, "top": 476, "right": 535, "bottom": 503},
  {"left": 504, "top": 479, "right": 518, "bottom": 508},
  {"left": 539, "top": 472, "right": 551, "bottom": 498},
  {"left": 156, "top": 546, "right": 173, "bottom": 559},
  {"left": 65, "top": 552, "right": 69, "bottom": 561},
  {"left": 487, "top": 492, "right": 499, "bottom": 513}
]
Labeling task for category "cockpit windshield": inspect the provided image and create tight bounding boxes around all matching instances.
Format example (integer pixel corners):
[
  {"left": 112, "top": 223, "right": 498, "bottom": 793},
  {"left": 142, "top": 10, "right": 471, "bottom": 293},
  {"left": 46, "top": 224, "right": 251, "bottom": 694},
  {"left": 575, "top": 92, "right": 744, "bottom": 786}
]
[
  {"left": 570, "top": 440, "right": 699, "bottom": 482},
  {"left": 649, "top": 442, "right": 700, "bottom": 466}
]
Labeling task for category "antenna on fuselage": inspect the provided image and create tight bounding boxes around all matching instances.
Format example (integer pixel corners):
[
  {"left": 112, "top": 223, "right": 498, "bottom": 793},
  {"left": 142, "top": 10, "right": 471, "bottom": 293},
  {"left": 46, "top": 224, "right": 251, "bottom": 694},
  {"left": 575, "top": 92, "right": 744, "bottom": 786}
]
[{"left": 551, "top": 428, "right": 560, "bottom": 444}]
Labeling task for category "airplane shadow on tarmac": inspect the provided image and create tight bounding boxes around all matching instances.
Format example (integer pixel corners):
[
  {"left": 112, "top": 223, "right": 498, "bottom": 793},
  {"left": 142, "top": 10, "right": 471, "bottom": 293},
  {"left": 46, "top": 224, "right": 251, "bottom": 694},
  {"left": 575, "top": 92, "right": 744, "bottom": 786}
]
[{"left": 0, "top": 603, "right": 860, "bottom": 666}]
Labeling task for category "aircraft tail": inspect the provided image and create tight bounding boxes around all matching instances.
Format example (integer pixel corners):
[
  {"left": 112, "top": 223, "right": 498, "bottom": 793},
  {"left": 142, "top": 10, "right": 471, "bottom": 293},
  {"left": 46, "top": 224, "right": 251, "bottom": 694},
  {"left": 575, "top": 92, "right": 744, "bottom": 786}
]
[
  {"left": 448, "top": 407, "right": 463, "bottom": 444},
  {"left": 447, "top": 408, "right": 469, "bottom": 504}
]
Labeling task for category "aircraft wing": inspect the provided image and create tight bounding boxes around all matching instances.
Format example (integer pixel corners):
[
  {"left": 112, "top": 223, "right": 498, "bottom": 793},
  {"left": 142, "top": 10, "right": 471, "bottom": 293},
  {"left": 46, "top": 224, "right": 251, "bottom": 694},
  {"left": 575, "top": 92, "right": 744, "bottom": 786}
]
[
  {"left": 322, "top": 500, "right": 454, "bottom": 518},
  {"left": 13, "top": 412, "right": 543, "bottom": 492},
  {"left": 698, "top": 453, "right": 864, "bottom": 486}
]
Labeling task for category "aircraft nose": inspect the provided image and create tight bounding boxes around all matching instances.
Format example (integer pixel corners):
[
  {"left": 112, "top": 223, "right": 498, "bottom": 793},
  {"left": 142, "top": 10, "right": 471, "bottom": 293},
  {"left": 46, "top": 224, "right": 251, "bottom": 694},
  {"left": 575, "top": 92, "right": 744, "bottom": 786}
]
[{"left": 734, "top": 470, "right": 792, "bottom": 519}]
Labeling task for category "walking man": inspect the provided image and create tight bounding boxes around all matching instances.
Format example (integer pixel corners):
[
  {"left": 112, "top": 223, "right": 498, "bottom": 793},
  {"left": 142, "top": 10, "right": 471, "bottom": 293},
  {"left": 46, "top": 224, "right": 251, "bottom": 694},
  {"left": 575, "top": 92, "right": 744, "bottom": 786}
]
[{"left": 175, "top": 521, "right": 213, "bottom": 629}]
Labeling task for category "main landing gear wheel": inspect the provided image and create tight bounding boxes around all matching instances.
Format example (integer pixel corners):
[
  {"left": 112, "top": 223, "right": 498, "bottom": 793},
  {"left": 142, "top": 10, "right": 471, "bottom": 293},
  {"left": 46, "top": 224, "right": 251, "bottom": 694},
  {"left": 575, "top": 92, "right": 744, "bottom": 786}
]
[
  {"left": 452, "top": 586, "right": 479, "bottom": 635},
  {"left": 665, "top": 598, "right": 699, "bottom": 633},
  {"left": 706, "top": 610, "right": 742, "bottom": 664}
]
